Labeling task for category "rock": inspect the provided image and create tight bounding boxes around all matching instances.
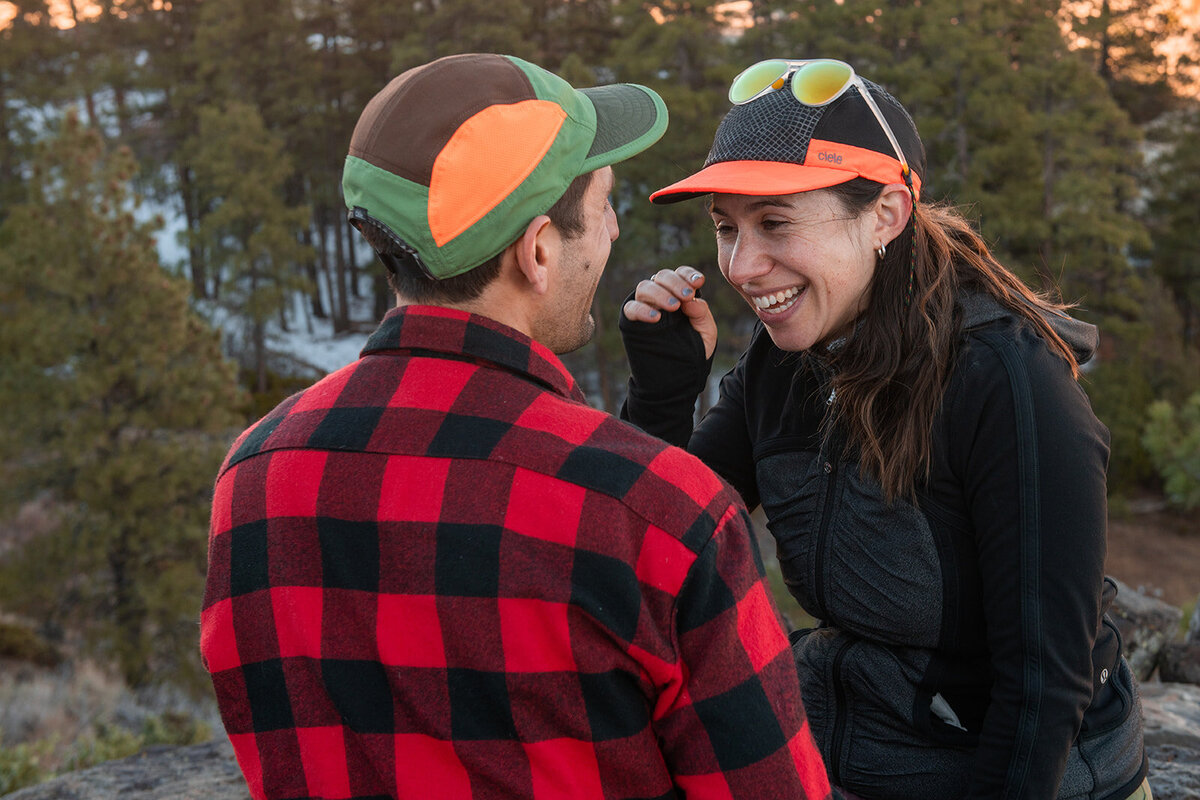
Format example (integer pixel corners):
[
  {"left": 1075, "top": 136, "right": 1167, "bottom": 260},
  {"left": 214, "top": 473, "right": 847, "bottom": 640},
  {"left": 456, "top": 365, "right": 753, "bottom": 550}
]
[
  {"left": 5, "top": 684, "right": 1198, "bottom": 800},
  {"left": 1159, "top": 640, "right": 1200, "bottom": 685},
  {"left": 2, "top": 737, "right": 249, "bottom": 800},
  {"left": 1187, "top": 596, "right": 1200, "bottom": 644},
  {"left": 1148, "top": 744, "right": 1200, "bottom": 800},
  {"left": 1109, "top": 578, "right": 1184, "bottom": 680},
  {"left": 1141, "top": 682, "right": 1200, "bottom": 751},
  {"left": 1141, "top": 682, "right": 1200, "bottom": 800}
]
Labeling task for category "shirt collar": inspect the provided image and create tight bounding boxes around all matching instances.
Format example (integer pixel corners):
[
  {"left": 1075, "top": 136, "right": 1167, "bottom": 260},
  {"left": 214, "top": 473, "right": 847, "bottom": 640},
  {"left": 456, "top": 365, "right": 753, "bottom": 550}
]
[{"left": 360, "top": 305, "right": 587, "bottom": 403}]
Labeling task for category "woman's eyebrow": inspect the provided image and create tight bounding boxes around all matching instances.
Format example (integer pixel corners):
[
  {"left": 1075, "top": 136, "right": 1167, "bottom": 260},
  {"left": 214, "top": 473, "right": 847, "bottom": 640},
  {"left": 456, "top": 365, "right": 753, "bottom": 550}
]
[{"left": 710, "top": 196, "right": 797, "bottom": 216}]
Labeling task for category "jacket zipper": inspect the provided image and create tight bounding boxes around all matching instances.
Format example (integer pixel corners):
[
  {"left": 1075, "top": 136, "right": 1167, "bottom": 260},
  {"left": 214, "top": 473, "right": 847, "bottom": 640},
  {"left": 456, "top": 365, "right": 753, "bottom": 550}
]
[{"left": 812, "top": 450, "right": 839, "bottom": 620}]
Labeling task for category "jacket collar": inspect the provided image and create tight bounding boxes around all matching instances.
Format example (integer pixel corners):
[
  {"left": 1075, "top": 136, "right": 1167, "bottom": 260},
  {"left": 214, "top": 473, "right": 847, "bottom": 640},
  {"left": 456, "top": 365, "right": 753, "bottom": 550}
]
[
  {"left": 360, "top": 305, "right": 587, "bottom": 403},
  {"left": 959, "top": 292, "right": 1099, "bottom": 365}
]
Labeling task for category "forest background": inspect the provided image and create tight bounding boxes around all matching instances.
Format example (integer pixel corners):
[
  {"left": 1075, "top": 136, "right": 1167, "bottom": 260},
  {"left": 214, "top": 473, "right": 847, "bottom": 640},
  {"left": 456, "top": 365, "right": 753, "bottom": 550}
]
[{"left": 1, "top": 0, "right": 1199, "bottom": 788}]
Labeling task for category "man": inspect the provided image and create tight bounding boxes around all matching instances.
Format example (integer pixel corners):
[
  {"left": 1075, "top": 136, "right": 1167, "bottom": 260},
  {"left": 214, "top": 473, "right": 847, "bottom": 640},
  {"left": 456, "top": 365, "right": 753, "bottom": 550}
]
[{"left": 201, "top": 53, "right": 830, "bottom": 800}]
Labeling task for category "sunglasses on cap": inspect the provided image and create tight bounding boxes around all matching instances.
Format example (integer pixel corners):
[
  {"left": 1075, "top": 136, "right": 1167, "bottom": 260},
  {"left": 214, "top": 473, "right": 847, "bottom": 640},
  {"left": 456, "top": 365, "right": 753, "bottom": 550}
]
[{"left": 729, "top": 58, "right": 913, "bottom": 192}]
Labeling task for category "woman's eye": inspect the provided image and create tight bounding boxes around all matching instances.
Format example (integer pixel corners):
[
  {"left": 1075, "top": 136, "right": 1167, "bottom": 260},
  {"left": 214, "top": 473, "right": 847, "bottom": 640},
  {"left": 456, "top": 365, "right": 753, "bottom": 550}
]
[
  {"left": 761, "top": 219, "right": 786, "bottom": 230},
  {"left": 713, "top": 222, "right": 735, "bottom": 237}
]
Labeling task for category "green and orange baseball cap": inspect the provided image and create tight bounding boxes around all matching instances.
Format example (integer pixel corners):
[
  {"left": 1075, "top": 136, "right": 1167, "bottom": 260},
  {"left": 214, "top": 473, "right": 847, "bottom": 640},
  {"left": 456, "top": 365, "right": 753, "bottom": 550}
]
[{"left": 343, "top": 53, "right": 668, "bottom": 280}]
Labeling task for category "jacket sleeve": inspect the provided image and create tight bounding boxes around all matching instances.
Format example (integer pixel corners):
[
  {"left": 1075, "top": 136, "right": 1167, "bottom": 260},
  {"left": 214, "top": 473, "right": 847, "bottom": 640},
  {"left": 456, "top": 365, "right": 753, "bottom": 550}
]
[
  {"left": 654, "top": 500, "right": 833, "bottom": 799},
  {"left": 619, "top": 303, "right": 760, "bottom": 507},
  {"left": 688, "top": 356, "right": 760, "bottom": 509},
  {"left": 950, "top": 324, "right": 1110, "bottom": 799},
  {"left": 619, "top": 298, "right": 712, "bottom": 448}
]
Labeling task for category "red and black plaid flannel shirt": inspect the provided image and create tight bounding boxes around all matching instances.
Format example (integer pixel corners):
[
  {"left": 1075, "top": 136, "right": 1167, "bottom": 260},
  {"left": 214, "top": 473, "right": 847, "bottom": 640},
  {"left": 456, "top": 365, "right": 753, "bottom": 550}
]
[{"left": 201, "top": 305, "right": 830, "bottom": 800}]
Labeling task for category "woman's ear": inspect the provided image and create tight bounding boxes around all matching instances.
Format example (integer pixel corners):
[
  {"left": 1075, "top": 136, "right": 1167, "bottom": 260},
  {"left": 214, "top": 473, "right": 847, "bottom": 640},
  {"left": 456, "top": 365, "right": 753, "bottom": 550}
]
[
  {"left": 510, "top": 214, "right": 555, "bottom": 295},
  {"left": 874, "top": 183, "right": 914, "bottom": 247}
]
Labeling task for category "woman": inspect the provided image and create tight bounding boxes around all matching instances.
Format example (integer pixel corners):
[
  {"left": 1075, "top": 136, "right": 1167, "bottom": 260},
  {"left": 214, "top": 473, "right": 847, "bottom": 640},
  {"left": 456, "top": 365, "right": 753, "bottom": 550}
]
[{"left": 619, "top": 59, "right": 1149, "bottom": 800}]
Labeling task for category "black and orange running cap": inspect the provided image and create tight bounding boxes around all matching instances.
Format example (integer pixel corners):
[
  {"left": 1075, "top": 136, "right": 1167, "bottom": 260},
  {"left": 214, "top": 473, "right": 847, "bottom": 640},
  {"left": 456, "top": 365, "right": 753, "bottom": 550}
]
[
  {"left": 343, "top": 53, "right": 667, "bottom": 280},
  {"left": 650, "top": 69, "right": 924, "bottom": 204}
]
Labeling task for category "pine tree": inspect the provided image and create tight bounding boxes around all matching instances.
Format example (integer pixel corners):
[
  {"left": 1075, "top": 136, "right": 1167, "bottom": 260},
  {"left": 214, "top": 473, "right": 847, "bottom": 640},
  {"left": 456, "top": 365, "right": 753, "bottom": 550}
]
[
  {"left": 0, "top": 0, "right": 70, "bottom": 221},
  {"left": 1064, "top": 0, "right": 1194, "bottom": 123},
  {"left": 186, "top": 101, "right": 312, "bottom": 393},
  {"left": 0, "top": 112, "right": 245, "bottom": 688},
  {"left": 117, "top": 0, "right": 212, "bottom": 298},
  {"left": 1145, "top": 107, "right": 1200, "bottom": 350}
]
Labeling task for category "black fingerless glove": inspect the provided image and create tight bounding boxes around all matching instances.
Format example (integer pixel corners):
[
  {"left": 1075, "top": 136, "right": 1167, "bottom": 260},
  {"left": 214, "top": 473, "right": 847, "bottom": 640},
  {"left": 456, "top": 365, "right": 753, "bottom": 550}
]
[{"left": 617, "top": 290, "right": 713, "bottom": 448}]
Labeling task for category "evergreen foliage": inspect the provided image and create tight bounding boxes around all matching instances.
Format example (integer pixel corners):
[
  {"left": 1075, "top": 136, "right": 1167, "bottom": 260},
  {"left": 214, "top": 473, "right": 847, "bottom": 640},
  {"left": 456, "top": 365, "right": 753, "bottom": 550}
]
[
  {"left": 0, "top": 112, "right": 244, "bottom": 689},
  {"left": 1065, "top": 0, "right": 1197, "bottom": 123},
  {"left": 186, "top": 101, "right": 312, "bottom": 393},
  {"left": 1143, "top": 392, "right": 1200, "bottom": 511},
  {"left": 0, "top": 0, "right": 69, "bottom": 222},
  {"left": 1145, "top": 107, "right": 1200, "bottom": 349}
]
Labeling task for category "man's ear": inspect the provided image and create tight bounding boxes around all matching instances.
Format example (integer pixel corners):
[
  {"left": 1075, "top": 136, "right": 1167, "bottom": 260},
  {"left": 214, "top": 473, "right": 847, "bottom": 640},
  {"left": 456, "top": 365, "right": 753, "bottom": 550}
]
[
  {"left": 874, "top": 183, "right": 913, "bottom": 247},
  {"left": 510, "top": 214, "right": 556, "bottom": 295}
]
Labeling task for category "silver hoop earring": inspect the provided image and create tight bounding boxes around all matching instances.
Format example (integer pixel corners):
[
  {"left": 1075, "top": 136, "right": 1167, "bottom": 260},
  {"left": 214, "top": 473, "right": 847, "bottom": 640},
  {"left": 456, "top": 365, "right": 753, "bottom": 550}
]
[{"left": 875, "top": 243, "right": 887, "bottom": 261}]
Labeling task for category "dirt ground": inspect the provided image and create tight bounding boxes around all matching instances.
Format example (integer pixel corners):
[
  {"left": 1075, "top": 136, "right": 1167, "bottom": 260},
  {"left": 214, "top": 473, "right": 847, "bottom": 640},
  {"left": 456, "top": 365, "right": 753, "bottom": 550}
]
[{"left": 1105, "top": 506, "right": 1200, "bottom": 610}]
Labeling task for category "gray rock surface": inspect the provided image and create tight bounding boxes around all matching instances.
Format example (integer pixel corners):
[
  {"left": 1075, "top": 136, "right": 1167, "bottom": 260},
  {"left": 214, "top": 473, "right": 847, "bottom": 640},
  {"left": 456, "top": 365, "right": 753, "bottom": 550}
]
[
  {"left": 1110, "top": 578, "right": 1185, "bottom": 681},
  {"left": 1, "top": 737, "right": 249, "bottom": 800},
  {"left": 1159, "top": 640, "right": 1200, "bottom": 684},
  {"left": 4, "top": 683, "right": 1199, "bottom": 800},
  {"left": 1141, "top": 682, "right": 1200, "bottom": 800}
]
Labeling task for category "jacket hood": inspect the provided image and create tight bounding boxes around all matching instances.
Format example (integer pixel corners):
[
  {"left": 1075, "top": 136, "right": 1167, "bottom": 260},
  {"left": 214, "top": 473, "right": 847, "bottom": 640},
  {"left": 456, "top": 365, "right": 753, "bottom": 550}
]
[{"left": 960, "top": 293, "right": 1098, "bottom": 365}]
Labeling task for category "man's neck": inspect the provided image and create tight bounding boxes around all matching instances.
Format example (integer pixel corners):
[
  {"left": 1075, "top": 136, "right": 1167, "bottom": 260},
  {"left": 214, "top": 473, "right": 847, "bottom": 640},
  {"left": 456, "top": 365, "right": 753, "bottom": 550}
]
[{"left": 394, "top": 288, "right": 537, "bottom": 343}]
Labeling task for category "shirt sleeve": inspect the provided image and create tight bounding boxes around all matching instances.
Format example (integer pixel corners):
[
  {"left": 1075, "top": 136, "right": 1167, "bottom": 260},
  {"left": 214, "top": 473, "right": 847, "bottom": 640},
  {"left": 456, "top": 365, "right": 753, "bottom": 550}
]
[
  {"left": 950, "top": 324, "right": 1109, "bottom": 799},
  {"left": 652, "top": 500, "right": 833, "bottom": 799}
]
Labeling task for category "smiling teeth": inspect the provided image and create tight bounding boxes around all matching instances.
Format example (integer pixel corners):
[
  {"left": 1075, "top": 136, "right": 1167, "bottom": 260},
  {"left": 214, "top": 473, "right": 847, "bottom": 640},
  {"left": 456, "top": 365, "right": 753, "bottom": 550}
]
[{"left": 752, "top": 287, "right": 800, "bottom": 313}]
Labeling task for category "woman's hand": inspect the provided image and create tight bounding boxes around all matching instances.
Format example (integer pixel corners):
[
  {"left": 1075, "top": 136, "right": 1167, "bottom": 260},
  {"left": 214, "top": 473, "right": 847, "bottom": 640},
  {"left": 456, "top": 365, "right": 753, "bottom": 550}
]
[{"left": 622, "top": 267, "right": 717, "bottom": 360}]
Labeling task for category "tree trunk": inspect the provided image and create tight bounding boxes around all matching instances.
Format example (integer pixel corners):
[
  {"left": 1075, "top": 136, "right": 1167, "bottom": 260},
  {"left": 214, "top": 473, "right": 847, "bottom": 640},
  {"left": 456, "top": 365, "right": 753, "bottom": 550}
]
[
  {"left": 316, "top": 218, "right": 339, "bottom": 331},
  {"left": 179, "top": 165, "right": 208, "bottom": 298},
  {"left": 254, "top": 317, "right": 268, "bottom": 394},
  {"left": 955, "top": 66, "right": 970, "bottom": 186},
  {"left": 109, "top": 538, "right": 149, "bottom": 687},
  {"left": 1098, "top": 0, "right": 1114, "bottom": 86},
  {"left": 114, "top": 82, "right": 131, "bottom": 142},
  {"left": 68, "top": 0, "right": 100, "bottom": 132},
  {"left": 247, "top": 258, "right": 268, "bottom": 392},
  {"left": 0, "top": 75, "right": 12, "bottom": 219},
  {"left": 302, "top": 226, "right": 327, "bottom": 318},
  {"left": 331, "top": 207, "right": 351, "bottom": 332},
  {"left": 1037, "top": 86, "right": 1058, "bottom": 292}
]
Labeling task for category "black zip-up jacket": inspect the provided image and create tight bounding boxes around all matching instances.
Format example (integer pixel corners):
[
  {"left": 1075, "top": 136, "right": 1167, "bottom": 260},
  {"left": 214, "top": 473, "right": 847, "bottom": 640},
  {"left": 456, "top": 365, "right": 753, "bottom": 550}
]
[{"left": 620, "top": 295, "right": 1147, "bottom": 800}]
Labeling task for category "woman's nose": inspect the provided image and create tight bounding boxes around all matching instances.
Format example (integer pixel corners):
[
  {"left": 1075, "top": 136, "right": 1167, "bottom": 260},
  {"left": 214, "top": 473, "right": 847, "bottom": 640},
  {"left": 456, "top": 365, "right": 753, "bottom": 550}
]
[{"left": 724, "top": 233, "right": 772, "bottom": 285}]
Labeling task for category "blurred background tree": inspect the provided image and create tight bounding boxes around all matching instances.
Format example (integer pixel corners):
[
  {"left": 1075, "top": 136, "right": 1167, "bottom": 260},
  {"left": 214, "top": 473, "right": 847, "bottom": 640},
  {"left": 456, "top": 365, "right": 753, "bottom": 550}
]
[
  {"left": 0, "top": 112, "right": 244, "bottom": 688},
  {"left": 0, "top": 0, "right": 1197, "bottom": 698}
]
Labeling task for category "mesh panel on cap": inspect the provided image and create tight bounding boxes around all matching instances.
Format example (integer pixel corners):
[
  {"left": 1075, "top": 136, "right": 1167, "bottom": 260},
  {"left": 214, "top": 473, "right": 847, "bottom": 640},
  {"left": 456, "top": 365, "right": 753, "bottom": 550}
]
[{"left": 705, "top": 87, "right": 826, "bottom": 167}]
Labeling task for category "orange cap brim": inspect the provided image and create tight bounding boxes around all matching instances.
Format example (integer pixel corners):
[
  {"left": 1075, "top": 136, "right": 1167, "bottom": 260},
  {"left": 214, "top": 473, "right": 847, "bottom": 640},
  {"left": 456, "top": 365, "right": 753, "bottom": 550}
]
[{"left": 650, "top": 140, "right": 920, "bottom": 204}]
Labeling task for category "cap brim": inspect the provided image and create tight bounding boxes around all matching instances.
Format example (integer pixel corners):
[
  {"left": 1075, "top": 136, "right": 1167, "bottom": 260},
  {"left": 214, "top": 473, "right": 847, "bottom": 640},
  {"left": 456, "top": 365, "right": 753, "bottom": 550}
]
[
  {"left": 650, "top": 160, "right": 860, "bottom": 204},
  {"left": 579, "top": 84, "right": 669, "bottom": 171},
  {"left": 650, "top": 138, "right": 921, "bottom": 204}
]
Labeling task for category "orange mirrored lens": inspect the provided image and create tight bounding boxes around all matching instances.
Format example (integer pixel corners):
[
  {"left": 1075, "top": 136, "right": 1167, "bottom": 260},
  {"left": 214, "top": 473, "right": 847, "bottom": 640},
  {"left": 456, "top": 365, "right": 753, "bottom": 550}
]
[
  {"left": 791, "top": 60, "right": 854, "bottom": 106},
  {"left": 729, "top": 59, "right": 790, "bottom": 104}
]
